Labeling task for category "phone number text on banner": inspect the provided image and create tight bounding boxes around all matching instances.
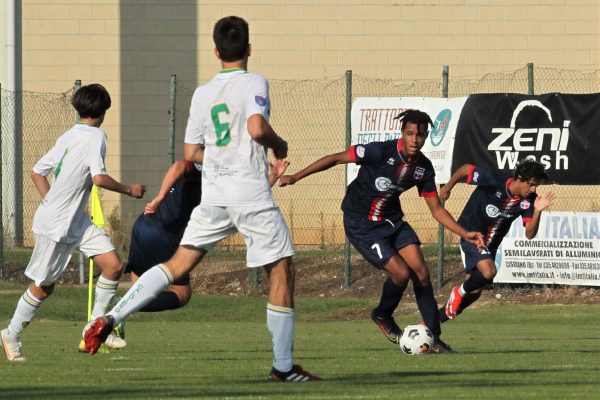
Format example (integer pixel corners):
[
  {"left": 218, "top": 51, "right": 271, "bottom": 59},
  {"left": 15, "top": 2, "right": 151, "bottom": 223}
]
[{"left": 495, "top": 212, "right": 600, "bottom": 286}]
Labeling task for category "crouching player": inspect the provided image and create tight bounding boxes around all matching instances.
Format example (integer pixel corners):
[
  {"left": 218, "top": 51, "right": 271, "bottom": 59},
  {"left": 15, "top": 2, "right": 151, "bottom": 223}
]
[
  {"left": 118, "top": 158, "right": 289, "bottom": 324},
  {"left": 440, "top": 160, "right": 555, "bottom": 322}
]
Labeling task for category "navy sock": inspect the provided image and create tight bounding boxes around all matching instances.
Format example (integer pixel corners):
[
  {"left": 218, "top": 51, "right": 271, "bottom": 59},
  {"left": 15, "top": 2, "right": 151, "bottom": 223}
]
[
  {"left": 457, "top": 292, "right": 481, "bottom": 314},
  {"left": 375, "top": 277, "right": 406, "bottom": 316},
  {"left": 439, "top": 291, "right": 482, "bottom": 323},
  {"left": 414, "top": 284, "right": 441, "bottom": 336},
  {"left": 139, "top": 291, "right": 182, "bottom": 312},
  {"left": 462, "top": 268, "right": 490, "bottom": 293}
]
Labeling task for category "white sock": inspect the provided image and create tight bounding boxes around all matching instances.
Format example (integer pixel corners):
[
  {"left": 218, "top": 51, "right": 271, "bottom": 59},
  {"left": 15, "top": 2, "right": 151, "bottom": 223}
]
[
  {"left": 107, "top": 265, "right": 172, "bottom": 325},
  {"left": 8, "top": 289, "right": 43, "bottom": 336},
  {"left": 267, "top": 303, "right": 295, "bottom": 373},
  {"left": 91, "top": 275, "right": 120, "bottom": 320},
  {"left": 459, "top": 284, "right": 467, "bottom": 296}
]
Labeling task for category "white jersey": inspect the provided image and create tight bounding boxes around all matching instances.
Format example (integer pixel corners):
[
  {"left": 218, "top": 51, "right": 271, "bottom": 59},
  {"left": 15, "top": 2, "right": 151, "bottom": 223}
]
[
  {"left": 184, "top": 69, "right": 273, "bottom": 206},
  {"left": 32, "top": 123, "right": 107, "bottom": 243}
]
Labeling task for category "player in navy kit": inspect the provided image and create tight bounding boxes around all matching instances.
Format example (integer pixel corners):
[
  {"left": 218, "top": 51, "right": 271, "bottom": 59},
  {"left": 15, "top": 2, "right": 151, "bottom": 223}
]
[
  {"left": 126, "top": 158, "right": 291, "bottom": 313},
  {"left": 279, "top": 109, "right": 484, "bottom": 353},
  {"left": 440, "top": 161, "right": 555, "bottom": 322},
  {"left": 126, "top": 159, "right": 203, "bottom": 313}
]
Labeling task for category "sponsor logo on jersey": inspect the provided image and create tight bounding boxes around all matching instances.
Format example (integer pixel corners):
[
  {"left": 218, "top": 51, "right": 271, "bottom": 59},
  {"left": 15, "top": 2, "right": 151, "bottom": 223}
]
[
  {"left": 430, "top": 109, "right": 451, "bottom": 147},
  {"left": 520, "top": 199, "right": 531, "bottom": 209},
  {"left": 255, "top": 95, "right": 267, "bottom": 106},
  {"left": 375, "top": 177, "right": 394, "bottom": 191},
  {"left": 356, "top": 146, "right": 365, "bottom": 158},
  {"left": 486, "top": 204, "right": 500, "bottom": 218},
  {"left": 414, "top": 167, "right": 425, "bottom": 180},
  {"left": 485, "top": 204, "right": 514, "bottom": 219}
]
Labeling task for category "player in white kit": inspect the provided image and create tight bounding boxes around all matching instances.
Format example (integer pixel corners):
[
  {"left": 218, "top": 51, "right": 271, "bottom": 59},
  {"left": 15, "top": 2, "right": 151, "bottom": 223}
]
[
  {"left": 1, "top": 84, "right": 145, "bottom": 362},
  {"left": 83, "top": 16, "right": 320, "bottom": 382}
]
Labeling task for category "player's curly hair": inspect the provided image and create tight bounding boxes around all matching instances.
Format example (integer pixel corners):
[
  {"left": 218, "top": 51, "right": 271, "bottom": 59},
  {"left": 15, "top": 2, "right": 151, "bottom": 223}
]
[
  {"left": 71, "top": 83, "right": 111, "bottom": 119},
  {"left": 213, "top": 16, "right": 249, "bottom": 62},
  {"left": 514, "top": 159, "right": 549, "bottom": 183},
  {"left": 394, "top": 109, "right": 434, "bottom": 131}
]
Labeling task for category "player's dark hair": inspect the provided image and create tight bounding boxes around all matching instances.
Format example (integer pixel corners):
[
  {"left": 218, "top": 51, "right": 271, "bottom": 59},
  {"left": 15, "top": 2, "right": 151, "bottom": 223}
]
[
  {"left": 71, "top": 83, "right": 111, "bottom": 119},
  {"left": 395, "top": 109, "right": 434, "bottom": 131},
  {"left": 514, "top": 159, "right": 548, "bottom": 183},
  {"left": 213, "top": 16, "right": 249, "bottom": 62}
]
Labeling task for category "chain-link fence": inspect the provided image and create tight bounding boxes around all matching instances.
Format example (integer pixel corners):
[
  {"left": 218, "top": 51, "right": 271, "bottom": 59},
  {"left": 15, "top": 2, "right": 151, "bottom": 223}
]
[{"left": 1, "top": 65, "right": 599, "bottom": 288}]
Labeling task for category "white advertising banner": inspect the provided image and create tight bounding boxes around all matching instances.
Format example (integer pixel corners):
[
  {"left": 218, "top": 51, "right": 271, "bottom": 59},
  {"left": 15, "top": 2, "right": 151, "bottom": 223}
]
[
  {"left": 349, "top": 97, "right": 467, "bottom": 185},
  {"left": 495, "top": 212, "right": 600, "bottom": 286}
]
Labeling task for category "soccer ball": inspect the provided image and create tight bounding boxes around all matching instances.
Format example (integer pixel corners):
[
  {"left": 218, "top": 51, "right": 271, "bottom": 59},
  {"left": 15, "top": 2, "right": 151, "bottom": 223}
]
[{"left": 399, "top": 324, "right": 433, "bottom": 355}]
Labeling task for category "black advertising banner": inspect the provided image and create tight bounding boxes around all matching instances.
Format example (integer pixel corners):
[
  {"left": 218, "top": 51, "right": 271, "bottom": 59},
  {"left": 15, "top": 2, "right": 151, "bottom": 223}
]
[{"left": 452, "top": 93, "right": 600, "bottom": 184}]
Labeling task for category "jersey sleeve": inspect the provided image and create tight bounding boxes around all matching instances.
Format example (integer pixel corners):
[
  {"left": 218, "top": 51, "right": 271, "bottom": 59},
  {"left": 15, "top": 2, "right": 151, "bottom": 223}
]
[
  {"left": 417, "top": 162, "right": 438, "bottom": 198},
  {"left": 467, "top": 165, "right": 500, "bottom": 187},
  {"left": 521, "top": 194, "right": 537, "bottom": 225},
  {"left": 349, "top": 142, "right": 383, "bottom": 165},
  {"left": 184, "top": 87, "right": 206, "bottom": 145},
  {"left": 32, "top": 141, "right": 63, "bottom": 177},
  {"left": 245, "top": 74, "right": 270, "bottom": 121},
  {"left": 87, "top": 131, "right": 107, "bottom": 177}
]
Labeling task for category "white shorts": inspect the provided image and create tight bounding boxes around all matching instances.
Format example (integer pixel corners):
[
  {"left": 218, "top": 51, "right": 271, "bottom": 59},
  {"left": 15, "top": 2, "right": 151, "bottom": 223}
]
[
  {"left": 25, "top": 223, "right": 115, "bottom": 286},
  {"left": 180, "top": 203, "right": 295, "bottom": 268}
]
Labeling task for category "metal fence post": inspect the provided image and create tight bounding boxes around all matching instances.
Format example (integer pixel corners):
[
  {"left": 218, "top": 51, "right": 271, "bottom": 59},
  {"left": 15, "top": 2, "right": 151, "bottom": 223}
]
[
  {"left": 169, "top": 74, "right": 177, "bottom": 165},
  {"left": 73, "top": 80, "right": 86, "bottom": 285},
  {"left": 0, "top": 83, "right": 3, "bottom": 278},
  {"left": 436, "top": 65, "right": 449, "bottom": 292},
  {"left": 343, "top": 70, "right": 352, "bottom": 288},
  {"left": 527, "top": 63, "right": 534, "bottom": 95}
]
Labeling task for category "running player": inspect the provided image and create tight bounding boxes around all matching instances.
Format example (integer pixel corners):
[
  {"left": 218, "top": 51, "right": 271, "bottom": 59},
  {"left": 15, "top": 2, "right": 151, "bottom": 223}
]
[
  {"left": 83, "top": 16, "right": 320, "bottom": 382},
  {"left": 279, "top": 109, "right": 484, "bottom": 353},
  {"left": 1, "top": 84, "right": 145, "bottom": 362},
  {"left": 440, "top": 161, "right": 555, "bottom": 321}
]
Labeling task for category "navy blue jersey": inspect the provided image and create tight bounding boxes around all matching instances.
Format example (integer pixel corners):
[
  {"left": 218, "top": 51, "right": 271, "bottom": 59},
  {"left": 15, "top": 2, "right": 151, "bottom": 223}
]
[
  {"left": 342, "top": 139, "right": 437, "bottom": 221},
  {"left": 458, "top": 166, "right": 536, "bottom": 250},
  {"left": 148, "top": 162, "right": 202, "bottom": 240}
]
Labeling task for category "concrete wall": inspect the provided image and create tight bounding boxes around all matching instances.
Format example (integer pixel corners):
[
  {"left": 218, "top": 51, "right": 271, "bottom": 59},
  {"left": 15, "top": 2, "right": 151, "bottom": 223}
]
[{"left": 14, "top": 0, "right": 600, "bottom": 245}]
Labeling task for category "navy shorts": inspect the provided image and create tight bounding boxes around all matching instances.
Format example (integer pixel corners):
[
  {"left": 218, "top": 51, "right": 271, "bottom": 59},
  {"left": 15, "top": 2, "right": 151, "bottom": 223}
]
[
  {"left": 126, "top": 215, "right": 190, "bottom": 286},
  {"left": 459, "top": 239, "right": 496, "bottom": 273},
  {"left": 344, "top": 215, "right": 421, "bottom": 269}
]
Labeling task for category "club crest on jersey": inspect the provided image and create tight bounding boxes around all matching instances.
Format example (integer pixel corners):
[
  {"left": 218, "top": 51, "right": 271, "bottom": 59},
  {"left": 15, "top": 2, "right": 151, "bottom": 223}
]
[
  {"left": 473, "top": 171, "right": 479, "bottom": 182},
  {"left": 255, "top": 95, "right": 267, "bottom": 106},
  {"left": 413, "top": 167, "right": 425, "bottom": 180},
  {"left": 356, "top": 146, "right": 365, "bottom": 158},
  {"left": 520, "top": 199, "right": 531, "bottom": 209}
]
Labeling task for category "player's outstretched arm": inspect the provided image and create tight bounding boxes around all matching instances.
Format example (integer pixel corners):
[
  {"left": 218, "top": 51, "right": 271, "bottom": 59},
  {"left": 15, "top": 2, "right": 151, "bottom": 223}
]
[
  {"left": 279, "top": 150, "right": 352, "bottom": 187},
  {"left": 30, "top": 171, "right": 50, "bottom": 198},
  {"left": 247, "top": 114, "right": 288, "bottom": 159},
  {"left": 424, "top": 194, "right": 484, "bottom": 248},
  {"left": 524, "top": 191, "right": 556, "bottom": 239},
  {"left": 268, "top": 159, "right": 290, "bottom": 187},
  {"left": 145, "top": 160, "right": 192, "bottom": 214},
  {"left": 92, "top": 174, "right": 146, "bottom": 199},
  {"left": 183, "top": 143, "right": 205, "bottom": 164},
  {"left": 440, "top": 164, "right": 474, "bottom": 200}
]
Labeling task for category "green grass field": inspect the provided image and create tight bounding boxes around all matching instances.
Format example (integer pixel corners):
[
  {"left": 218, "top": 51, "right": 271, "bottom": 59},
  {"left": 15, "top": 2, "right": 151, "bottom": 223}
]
[{"left": 1, "top": 282, "right": 599, "bottom": 399}]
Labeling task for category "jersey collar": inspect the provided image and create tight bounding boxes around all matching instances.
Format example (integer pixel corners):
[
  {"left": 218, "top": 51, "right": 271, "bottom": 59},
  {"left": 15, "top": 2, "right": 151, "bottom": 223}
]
[
  {"left": 505, "top": 178, "right": 521, "bottom": 200},
  {"left": 396, "top": 139, "right": 416, "bottom": 164},
  {"left": 217, "top": 68, "right": 246, "bottom": 79}
]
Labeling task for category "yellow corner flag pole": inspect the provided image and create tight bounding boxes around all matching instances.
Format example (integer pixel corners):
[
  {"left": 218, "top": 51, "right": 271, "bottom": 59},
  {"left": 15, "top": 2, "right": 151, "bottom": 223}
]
[
  {"left": 87, "top": 184, "right": 106, "bottom": 321},
  {"left": 81, "top": 184, "right": 108, "bottom": 353}
]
